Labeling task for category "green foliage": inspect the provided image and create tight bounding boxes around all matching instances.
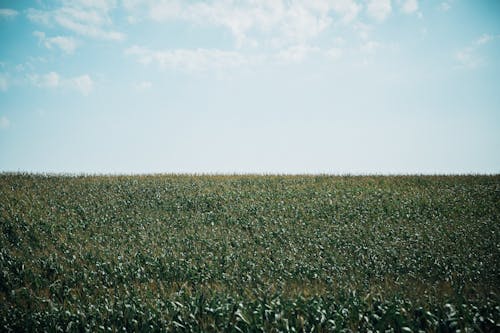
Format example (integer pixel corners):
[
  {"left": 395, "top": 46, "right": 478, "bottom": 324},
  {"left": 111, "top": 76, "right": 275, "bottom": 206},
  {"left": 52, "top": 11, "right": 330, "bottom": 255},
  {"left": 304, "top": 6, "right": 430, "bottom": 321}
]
[{"left": 1, "top": 174, "right": 499, "bottom": 331}]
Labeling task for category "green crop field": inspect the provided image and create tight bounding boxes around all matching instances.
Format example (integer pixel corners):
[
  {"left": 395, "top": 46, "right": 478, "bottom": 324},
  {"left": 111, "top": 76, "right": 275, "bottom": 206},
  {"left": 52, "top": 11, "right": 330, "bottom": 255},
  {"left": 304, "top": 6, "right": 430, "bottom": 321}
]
[{"left": 1, "top": 174, "right": 499, "bottom": 332}]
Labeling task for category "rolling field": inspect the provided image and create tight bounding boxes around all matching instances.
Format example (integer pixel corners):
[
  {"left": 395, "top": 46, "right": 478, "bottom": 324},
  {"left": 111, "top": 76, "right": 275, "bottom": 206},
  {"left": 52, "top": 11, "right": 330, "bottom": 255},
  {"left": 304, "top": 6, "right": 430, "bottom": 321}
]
[{"left": 0, "top": 174, "right": 499, "bottom": 332}]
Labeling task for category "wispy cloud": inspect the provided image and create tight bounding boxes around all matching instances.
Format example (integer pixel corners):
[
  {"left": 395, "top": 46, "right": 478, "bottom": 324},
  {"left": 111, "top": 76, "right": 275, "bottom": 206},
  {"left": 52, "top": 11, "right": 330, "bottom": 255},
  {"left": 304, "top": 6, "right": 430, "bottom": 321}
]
[
  {"left": 400, "top": 0, "right": 419, "bottom": 14},
  {"left": 353, "top": 22, "right": 373, "bottom": 40},
  {"left": 26, "top": 1, "right": 124, "bottom": 41},
  {"left": 0, "top": 8, "right": 18, "bottom": 19},
  {"left": 125, "top": 46, "right": 260, "bottom": 71},
  {"left": 325, "top": 47, "right": 343, "bottom": 61},
  {"left": 455, "top": 50, "right": 482, "bottom": 69},
  {"left": 70, "top": 75, "right": 93, "bottom": 96},
  {"left": 126, "top": 43, "right": 350, "bottom": 71},
  {"left": 475, "top": 34, "right": 494, "bottom": 46},
  {"left": 455, "top": 34, "right": 499, "bottom": 69},
  {"left": 439, "top": 1, "right": 452, "bottom": 12},
  {"left": 33, "top": 31, "right": 78, "bottom": 54},
  {"left": 0, "top": 116, "right": 10, "bottom": 129},
  {"left": 134, "top": 81, "right": 152, "bottom": 91},
  {"left": 0, "top": 74, "right": 8, "bottom": 92},
  {"left": 141, "top": 0, "right": 361, "bottom": 48},
  {"left": 366, "top": 0, "right": 392, "bottom": 22},
  {"left": 28, "top": 71, "right": 94, "bottom": 95},
  {"left": 360, "top": 40, "right": 382, "bottom": 54},
  {"left": 274, "top": 44, "right": 320, "bottom": 64},
  {"left": 29, "top": 71, "right": 61, "bottom": 88}
]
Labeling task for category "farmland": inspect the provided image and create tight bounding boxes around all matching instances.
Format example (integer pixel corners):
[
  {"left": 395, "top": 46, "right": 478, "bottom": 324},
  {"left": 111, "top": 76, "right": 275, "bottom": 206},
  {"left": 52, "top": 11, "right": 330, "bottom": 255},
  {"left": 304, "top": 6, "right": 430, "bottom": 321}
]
[{"left": 0, "top": 174, "right": 499, "bottom": 332}]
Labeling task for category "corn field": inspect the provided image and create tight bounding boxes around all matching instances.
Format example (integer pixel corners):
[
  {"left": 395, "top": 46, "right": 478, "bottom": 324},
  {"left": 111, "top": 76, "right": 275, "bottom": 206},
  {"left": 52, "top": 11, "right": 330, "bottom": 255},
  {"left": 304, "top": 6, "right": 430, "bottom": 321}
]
[{"left": 1, "top": 174, "right": 499, "bottom": 332}]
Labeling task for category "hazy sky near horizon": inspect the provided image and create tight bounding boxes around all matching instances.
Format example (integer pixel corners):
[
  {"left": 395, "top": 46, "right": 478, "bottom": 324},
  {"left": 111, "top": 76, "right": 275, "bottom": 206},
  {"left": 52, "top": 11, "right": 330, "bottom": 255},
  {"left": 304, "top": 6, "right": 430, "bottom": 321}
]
[{"left": 0, "top": 0, "right": 499, "bottom": 174}]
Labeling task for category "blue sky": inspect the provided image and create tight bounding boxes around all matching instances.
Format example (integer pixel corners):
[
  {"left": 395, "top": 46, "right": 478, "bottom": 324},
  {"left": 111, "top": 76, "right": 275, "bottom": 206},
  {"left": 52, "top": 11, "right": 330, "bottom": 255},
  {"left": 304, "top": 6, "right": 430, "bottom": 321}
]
[{"left": 0, "top": 0, "right": 499, "bottom": 174}]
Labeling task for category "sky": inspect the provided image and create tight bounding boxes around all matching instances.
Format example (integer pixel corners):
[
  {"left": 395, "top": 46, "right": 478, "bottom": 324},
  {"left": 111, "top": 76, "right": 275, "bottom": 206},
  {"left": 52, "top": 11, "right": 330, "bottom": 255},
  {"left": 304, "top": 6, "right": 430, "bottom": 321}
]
[{"left": 0, "top": 0, "right": 499, "bottom": 174}]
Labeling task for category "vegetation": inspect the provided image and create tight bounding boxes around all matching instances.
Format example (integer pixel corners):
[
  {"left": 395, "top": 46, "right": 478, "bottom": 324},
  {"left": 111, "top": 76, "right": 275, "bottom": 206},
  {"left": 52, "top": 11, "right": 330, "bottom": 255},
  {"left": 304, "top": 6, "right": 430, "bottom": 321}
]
[{"left": 1, "top": 174, "right": 499, "bottom": 332}]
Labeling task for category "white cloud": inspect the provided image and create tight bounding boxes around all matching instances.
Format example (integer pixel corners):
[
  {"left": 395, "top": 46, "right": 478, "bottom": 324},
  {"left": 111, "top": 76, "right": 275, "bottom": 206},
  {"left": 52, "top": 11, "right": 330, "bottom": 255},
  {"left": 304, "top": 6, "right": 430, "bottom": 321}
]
[
  {"left": 30, "top": 71, "right": 61, "bottom": 88},
  {"left": 70, "top": 74, "right": 93, "bottom": 96},
  {"left": 148, "top": 1, "right": 183, "bottom": 21},
  {"left": 134, "top": 81, "right": 152, "bottom": 91},
  {"left": 0, "top": 8, "right": 18, "bottom": 19},
  {"left": 439, "top": 2, "right": 451, "bottom": 12},
  {"left": 125, "top": 46, "right": 259, "bottom": 71},
  {"left": 54, "top": 7, "right": 125, "bottom": 40},
  {"left": 401, "top": 0, "right": 418, "bottom": 14},
  {"left": 126, "top": 43, "right": 347, "bottom": 70},
  {"left": 48, "top": 36, "right": 78, "bottom": 54},
  {"left": 475, "top": 34, "right": 493, "bottom": 46},
  {"left": 122, "top": 0, "right": 147, "bottom": 11},
  {"left": 0, "top": 116, "right": 10, "bottom": 129},
  {"left": 329, "top": 0, "right": 363, "bottom": 23},
  {"left": 26, "top": 3, "right": 125, "bottom": 41},
  {"left": 360, "top": 40, "right": 381, "bottom": 54},
  {"left": 455, "top": 49, "right": 482, "bottom": 69},
  {"left": 0, "top": 75, "right": 8, "bottom": 91},
  {"left": 353, "top": 22, "right": 373, "bottom": 40},
  {"left": 145, "top": 0, "right": 361, "bottom": 48},
  {"left": 66, "top": 0, "right": 118, "bottom": 11},
  {"left": 29, "top": 71, "right": 94, "bottom": 95},
  {"left": 34, "top": 31, "right": 78, "bottom": 54},
  {"left": 127, "top": 15, "right": 139, "bottom": 24},
  {"left": 455, "top": 34, "right": 499, "bottom": 69},
  {"left": 274, "top": 44, "right": 320, "bottom": 64},
  {"left": 26, "top": 8, "right": 51, "bottom": 25},
  {"left": 279, "top": 4, "right": 341, "bottom": 46},
  {"left": 366, "top": 0, "right": 392, "bottom": 22},
  {"left": 325, "top": 47, "right": 343, "bottom": 60},
  {"left": 33, "top": 30, "right": 45, "bottom": 39}
]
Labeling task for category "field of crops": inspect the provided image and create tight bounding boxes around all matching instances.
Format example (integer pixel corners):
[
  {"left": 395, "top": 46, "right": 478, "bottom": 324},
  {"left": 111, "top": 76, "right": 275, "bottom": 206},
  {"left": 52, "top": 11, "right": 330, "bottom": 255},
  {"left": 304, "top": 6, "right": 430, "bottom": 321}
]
[{"left": 0, "top": 174, "right": 499, "bottom": 332}]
